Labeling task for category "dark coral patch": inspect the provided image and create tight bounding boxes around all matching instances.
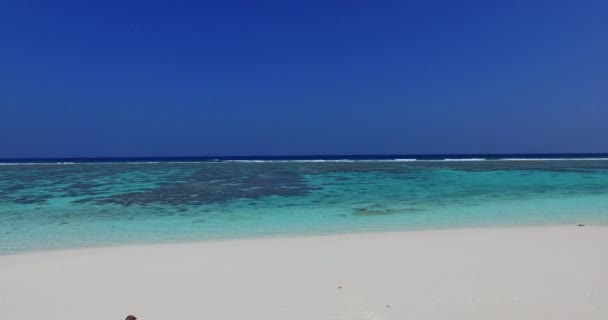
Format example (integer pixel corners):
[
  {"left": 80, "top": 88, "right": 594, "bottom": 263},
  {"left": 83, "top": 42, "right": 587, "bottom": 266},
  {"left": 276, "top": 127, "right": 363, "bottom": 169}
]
[{"left": 352, "top": 208, "right": 392, "bottom": 216}]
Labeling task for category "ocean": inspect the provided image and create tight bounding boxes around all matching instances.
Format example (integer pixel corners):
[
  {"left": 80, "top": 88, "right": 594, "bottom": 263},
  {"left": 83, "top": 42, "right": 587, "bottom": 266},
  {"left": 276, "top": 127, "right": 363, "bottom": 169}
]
[{"left": 1, "top": 154, "right": 608, "bottom": 254}]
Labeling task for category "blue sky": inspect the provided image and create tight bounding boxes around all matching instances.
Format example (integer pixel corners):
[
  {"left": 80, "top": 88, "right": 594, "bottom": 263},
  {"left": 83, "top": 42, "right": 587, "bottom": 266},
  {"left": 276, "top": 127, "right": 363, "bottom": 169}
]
[{"left": 1, "top": 0, "right": 607, "bottom": 157}]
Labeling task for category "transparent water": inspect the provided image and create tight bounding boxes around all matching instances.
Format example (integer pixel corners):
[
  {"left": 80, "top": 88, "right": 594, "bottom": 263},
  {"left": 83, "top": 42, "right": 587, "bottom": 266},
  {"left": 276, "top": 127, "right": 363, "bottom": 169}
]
[{"left": 1, "top": 159, "right": 608, "bottom": 254}]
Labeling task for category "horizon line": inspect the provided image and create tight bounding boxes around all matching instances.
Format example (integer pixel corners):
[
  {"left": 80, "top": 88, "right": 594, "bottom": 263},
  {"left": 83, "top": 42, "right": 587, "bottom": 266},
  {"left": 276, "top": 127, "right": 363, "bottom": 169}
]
[{"left": 2, "top": 152, "right": 608, "bottom": 161}]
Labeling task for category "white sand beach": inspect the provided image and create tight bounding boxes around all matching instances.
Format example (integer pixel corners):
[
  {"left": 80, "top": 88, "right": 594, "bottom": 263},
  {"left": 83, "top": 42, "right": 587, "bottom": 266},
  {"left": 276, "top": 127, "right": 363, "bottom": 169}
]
[{"left": 1, "top": 226, "right": 607, "bottom": 320}]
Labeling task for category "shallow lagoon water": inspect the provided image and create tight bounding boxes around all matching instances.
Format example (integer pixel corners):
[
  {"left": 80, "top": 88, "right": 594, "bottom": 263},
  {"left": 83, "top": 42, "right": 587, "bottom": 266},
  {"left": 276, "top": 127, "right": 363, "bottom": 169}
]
[{"left": 1, "top": 159, "right": 608, "bottom": 254}]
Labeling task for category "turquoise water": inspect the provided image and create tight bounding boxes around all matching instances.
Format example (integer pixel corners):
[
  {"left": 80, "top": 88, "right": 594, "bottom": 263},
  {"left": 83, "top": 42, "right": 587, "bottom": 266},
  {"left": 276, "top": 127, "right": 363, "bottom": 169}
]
[{"left": 1, "top": 159, "right": 608, "bottom": 254}]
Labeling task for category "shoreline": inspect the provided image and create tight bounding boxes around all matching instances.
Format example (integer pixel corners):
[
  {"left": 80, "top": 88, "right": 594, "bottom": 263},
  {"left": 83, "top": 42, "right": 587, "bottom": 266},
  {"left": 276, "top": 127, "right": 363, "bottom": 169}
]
[
  {"left": 1, "top": 221, "right": 601, "bottom": 257},
  {"left": 2, "top": 225, "right": 607, "bottom": 319}
]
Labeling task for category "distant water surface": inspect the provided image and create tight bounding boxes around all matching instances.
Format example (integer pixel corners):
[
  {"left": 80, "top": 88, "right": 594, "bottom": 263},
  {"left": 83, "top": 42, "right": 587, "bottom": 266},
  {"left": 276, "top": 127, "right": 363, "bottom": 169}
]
[{"left": 1, "top": 155, "right": 608, "bottom": 254}]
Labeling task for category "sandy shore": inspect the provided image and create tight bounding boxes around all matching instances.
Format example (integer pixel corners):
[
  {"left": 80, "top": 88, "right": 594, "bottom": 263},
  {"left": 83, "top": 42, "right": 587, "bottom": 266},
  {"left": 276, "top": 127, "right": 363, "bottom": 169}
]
[{"left": 1, "top": 226, "right": 607, "bottom": 319}]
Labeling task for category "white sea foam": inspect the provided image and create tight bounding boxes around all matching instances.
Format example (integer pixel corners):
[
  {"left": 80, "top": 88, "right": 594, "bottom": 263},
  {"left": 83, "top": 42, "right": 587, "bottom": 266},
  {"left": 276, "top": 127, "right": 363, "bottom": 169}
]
[
  {"left": 218, "top": 158, "right": 608, "bottom": 163},
  {"left": 295, "top": 159, "right": 355, "bottom": 163},
  {"left": 164, "top": 161, "right": 203, "bottom": 164},
  {"left": 222, "top": 159, "right": 357, "bottom": 163},
  {"left": 2, "top": 157, "right": 608, "bottom": 165},
  {"left": 498, "top": 158, "right": 608, "bottom": 161},
  {"left": 441, "top": 158, "right": 487, "bottom": 161}
]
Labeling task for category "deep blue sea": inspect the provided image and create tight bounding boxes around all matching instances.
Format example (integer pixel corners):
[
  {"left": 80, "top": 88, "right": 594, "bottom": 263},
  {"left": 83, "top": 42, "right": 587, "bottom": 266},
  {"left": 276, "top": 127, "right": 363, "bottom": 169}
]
[{"left": 1, "top": 154, "right": 608, "bottom": 254}]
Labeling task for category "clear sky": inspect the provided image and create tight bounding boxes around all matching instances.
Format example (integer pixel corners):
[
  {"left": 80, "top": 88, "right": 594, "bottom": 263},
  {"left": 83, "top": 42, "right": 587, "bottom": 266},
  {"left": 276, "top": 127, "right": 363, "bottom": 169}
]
[{"left": 1, "top": 1, "right": 607, "bottom": 158}]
